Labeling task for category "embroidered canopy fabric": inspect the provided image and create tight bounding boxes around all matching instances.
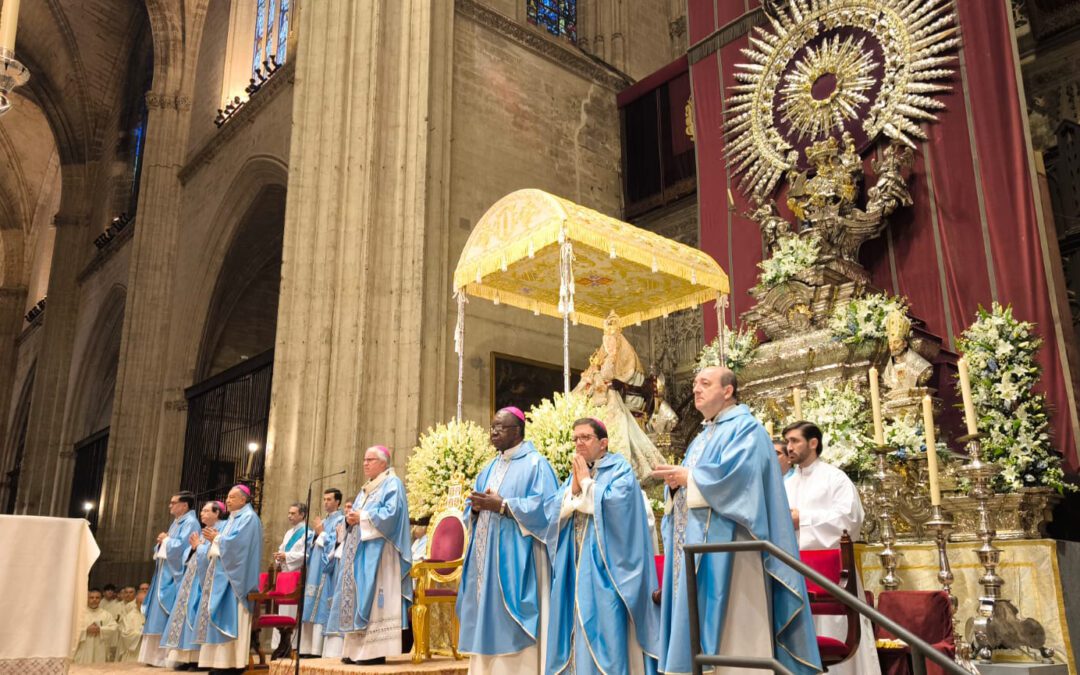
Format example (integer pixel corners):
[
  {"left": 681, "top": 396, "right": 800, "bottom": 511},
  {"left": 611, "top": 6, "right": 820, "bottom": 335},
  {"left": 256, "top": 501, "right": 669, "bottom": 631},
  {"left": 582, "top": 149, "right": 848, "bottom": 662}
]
[{"left": 453, "top": 189, "right": 729, "bottom": 329}]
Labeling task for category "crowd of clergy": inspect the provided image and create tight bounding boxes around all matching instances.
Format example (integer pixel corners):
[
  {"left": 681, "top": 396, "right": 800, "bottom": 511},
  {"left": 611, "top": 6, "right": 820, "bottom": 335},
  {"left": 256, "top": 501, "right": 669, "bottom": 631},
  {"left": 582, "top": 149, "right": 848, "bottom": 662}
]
[{"left": 76, "top": 364, "right": 878, "bottom": 675}]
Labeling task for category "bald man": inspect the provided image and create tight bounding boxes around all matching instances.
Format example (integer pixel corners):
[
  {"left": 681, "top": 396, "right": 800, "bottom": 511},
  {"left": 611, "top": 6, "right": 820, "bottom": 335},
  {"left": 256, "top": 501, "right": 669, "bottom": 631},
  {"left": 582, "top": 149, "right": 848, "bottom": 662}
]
[
  {"left": 336, "top": 446, "right": 412, "bottom": 666},
  {"left": 651, "top": 366, "right": 820, "bottom": 674}
]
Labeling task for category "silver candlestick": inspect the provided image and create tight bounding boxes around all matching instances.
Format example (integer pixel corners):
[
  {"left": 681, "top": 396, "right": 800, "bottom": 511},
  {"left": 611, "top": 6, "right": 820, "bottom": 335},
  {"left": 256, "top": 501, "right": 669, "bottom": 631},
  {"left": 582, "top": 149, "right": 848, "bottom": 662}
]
[
  {"left": 956, "top": 432, "right": 1001, "bottom": 662},
  {"left": 0, "top": 48, "right": 29, "bottom": 116},
  {"left": 872, "top": 445, "right": 902, "bottom": 590},
  {"left": 956, "top": 434, "right": 1056, "bottom": 663},
  {"left": 924, "top": 503, "right": 976, "bottom": 668}
]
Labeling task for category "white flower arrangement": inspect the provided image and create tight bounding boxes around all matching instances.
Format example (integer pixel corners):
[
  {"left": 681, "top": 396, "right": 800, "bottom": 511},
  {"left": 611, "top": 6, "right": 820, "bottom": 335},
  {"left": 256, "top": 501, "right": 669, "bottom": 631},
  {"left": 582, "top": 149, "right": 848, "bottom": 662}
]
[
  {"left": 756, "top": 234, "right": 821, "bottom": 289},
  {"left": 828, "top": 293, "right": 909, "bottom": 345},
  {"left": 800, "top": 382, "right": 875, "bottom": 480},
  {"left": 526, "top": 392, "right": 622, "bottom": 481},
  {"left": 696, "top": 325, "right": 760, "bottom": 373},
  {"left": 405, "top": 419, "right": 494, "bottom": 520},
  {"left": 883, "top": 414, "right": 950, "bottom": 463},
  {"left": 957, "top": 303, "right": 1071, "bottom": 492}
]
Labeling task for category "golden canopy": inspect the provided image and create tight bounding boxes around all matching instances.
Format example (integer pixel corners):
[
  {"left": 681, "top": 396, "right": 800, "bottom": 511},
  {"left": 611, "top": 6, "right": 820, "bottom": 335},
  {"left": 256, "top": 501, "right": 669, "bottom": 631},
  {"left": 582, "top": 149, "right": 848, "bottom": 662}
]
[{"left": 453, "top": 189, "right": 729, "bottom": 329}]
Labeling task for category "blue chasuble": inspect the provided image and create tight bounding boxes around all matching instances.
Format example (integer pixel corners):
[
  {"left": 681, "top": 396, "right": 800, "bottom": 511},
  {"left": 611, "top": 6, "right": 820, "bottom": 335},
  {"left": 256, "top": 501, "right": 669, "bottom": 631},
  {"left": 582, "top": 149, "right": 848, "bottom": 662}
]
[
  {"left": 547, "top": 452, "right": 660, "bottom": 675},
  {"left": 337, "top": 470, "right": 413, "bottom": 633},
  {"left": 195, "top": 503, "right": 263, "bottom": 645},
  {"left": 457, "top": 440, "right": 558, "bottom": 656},
  {"left": 162, "top": 520, "right": 220, "bottom": 651},
  {"left": 658, "top": 404, "right": 821, "bottom": 675},
  {"left": 304, "top": 509, "right": 345, "bottom": 625},
  {"left": 143, "top": 510, "right": 201, "bottom": 636}
]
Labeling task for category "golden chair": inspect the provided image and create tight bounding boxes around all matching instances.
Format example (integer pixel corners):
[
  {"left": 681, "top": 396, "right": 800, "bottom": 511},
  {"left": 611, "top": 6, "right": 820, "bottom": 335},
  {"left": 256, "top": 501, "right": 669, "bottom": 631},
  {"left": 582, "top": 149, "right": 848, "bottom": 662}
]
[{"left": 410, "top": 484, "right": 469, "bottom": 662}]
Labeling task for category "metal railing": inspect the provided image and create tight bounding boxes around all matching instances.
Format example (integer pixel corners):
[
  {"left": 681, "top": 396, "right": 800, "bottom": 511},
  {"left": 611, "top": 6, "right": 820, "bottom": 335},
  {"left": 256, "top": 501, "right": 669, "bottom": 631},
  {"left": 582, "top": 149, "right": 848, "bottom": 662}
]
[{"left": 684, "top": 539, "right": 972, "bottom": 675}]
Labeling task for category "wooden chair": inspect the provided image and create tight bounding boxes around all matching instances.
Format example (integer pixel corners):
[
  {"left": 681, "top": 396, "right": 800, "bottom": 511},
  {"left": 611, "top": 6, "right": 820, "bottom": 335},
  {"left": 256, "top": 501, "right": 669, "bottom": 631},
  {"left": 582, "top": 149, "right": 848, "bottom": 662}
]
[
  {"left": 801, "top": 531, "right": 862, "bottom": 669},
  {"left": 245, "top": 565, "right": 302, "bottom": 673},
  {"left": 409, "top": 486, "right": 469, "bottom": 663},
  {"left": 874, "top": 591, "right": 956, "bottom": 675}
]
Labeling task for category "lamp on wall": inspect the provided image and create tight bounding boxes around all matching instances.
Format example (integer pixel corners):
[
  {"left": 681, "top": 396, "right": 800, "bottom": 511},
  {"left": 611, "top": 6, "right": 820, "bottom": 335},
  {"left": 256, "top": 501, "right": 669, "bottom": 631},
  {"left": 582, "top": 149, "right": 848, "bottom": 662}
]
[{"left": 0, "top": 0, "right": 29, "bottom": 116}]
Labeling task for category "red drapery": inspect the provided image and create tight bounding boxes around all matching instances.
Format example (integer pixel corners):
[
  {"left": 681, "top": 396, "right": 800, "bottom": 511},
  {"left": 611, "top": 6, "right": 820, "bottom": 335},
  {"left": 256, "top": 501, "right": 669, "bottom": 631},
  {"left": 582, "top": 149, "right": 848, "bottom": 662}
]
[{"left": 687, "top": 0, "right": 1079, "bottom": 470}]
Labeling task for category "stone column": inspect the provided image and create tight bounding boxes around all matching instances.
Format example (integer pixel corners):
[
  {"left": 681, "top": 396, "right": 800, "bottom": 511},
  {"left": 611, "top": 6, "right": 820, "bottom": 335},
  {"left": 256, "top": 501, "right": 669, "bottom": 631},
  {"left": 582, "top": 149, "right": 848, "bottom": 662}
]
[
  {"left": 14, "top": 164, "right": 93, "bottom": 515},
  {"left": 263, "top": 0, "right": 454, "bottom": 521},
  {"left": 0, "top": 284, "right": 27, "bottom": 489},
  {"left": 94, "top": 91, "right": 195, "bottom": 584}
]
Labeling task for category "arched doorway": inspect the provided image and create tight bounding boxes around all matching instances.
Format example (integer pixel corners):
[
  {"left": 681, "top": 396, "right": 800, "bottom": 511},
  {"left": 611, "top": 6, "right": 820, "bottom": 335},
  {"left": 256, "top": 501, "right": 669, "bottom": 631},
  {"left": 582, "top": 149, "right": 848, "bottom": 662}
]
[{"left": 180, "top": 184, "right": 285, "bottom": 509}]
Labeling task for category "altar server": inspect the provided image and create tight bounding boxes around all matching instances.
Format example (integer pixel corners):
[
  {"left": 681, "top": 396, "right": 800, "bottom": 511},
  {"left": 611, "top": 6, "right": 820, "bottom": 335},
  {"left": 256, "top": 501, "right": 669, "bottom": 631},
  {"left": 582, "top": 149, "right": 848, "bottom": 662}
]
[
  {"left": 548, "top": 418, "right": 660, "bottom": 674},
  {"left": 301, "top": 488, "right": 345, "bottom": 656},
  {"left": 140, "top": 491, "right": 201, "bottom": 666},
  {"left": 74, "top": 589, "right": 118, "bottom": 664},
  {"left": 458, "top": 406, "right": 559, "bottom": 675},
  {"left": 321, "top": 500, "right": 353, "bottom": 659},
  {"left": 337, "top": 446, "right": 412, "bottom": 665},
  {"left": 271, "top": 501, "right": 312, "bottom": 655},
  {"left": 117, "top": 587, "right": 146, "bottom": 662},
  {"left": 650, "top": 366, "right": 821, "bottom": 675},
  {"left": 784, "top": 421, "right": 880, "bottom": 675},
  {"left": 161, "top": 500, "right": 225, "bottom": 667},
  {"left": 195, "top": 485, "right": 263, "bottom": 671}
]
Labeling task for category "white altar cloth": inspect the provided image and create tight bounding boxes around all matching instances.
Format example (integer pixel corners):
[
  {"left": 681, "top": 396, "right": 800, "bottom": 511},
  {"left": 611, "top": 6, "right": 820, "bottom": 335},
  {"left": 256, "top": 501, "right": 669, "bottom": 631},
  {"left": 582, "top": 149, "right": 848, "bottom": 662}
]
[{"left": 0, "top": 515, "right": 99, "bottom": 674}]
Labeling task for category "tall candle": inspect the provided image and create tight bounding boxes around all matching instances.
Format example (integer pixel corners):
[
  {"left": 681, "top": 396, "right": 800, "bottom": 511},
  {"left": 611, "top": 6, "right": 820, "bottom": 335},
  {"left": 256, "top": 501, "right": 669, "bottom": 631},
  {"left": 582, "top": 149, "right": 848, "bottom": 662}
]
[
  {"left": 792, "top": 388, "right": 802, "bottom": 420},
  {"left": 869, "top": 367, "right": 884, "bottom": 445},
  {"left": 0, "top": 0, "right": 20, "bottom": 53},
  {"left": 957, "top": 357, "right": 978, "bottom": 435},
  {"left": 922, "top": 395, "right": 941, "bottom": 506}
]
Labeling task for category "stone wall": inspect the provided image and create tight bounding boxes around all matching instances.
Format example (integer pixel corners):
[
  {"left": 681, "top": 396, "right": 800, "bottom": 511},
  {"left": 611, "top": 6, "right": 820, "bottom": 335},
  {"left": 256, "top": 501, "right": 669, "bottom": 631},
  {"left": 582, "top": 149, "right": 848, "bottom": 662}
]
[{"left": 448, "top": 3, "right": 627, "bottom": 426}]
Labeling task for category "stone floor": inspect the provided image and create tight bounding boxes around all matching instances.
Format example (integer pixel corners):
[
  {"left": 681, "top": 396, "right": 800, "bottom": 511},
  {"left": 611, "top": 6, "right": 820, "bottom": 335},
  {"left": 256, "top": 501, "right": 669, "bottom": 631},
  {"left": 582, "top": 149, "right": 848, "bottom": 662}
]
[{"left": 70, "top": 655, "right": 468, "bottom": 675}]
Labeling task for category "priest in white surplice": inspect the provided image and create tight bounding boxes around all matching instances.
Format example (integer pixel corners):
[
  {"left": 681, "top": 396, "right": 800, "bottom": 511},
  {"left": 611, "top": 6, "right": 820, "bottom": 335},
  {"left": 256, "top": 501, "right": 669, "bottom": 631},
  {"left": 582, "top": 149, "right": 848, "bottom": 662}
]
[
  {"left": 271, "top": 501, "right": 311, "bottom": 655},
  {"left": 336, "top": 446, "right": 412, "bottom": 666},
  {"left": 74, "top": 589, "right": 118, "bottom": 664},
  {"left": 117, "top": 586, "right": 145, "bottom": 662},
  {"left": 783, "top": 421, "right": 881, "bottom": 675}
]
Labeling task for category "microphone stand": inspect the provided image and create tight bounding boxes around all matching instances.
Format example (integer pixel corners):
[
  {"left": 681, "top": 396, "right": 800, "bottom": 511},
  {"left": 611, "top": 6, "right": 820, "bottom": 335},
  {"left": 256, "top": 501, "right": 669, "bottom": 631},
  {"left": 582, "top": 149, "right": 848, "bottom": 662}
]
[{"left": 295, "top": 469, "right": 346, "bottom": 674}]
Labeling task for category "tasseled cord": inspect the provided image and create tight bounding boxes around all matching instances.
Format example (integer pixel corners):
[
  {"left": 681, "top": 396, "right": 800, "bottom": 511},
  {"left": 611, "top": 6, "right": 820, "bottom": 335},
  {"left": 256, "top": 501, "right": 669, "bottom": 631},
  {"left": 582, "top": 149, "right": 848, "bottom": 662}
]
[
  {"left": 559, "top": 239, "right": 575, "bottom": 393},
  {"left": 454, "top": 291, "right": 467, "bottom": 421}
]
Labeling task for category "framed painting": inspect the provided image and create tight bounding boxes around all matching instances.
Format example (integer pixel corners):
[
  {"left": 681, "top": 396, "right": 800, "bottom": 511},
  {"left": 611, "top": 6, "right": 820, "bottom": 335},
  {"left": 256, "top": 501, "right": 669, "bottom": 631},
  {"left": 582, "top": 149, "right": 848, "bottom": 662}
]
[{"left": 490, "top": 352, "right": 583, "bottom": 418}]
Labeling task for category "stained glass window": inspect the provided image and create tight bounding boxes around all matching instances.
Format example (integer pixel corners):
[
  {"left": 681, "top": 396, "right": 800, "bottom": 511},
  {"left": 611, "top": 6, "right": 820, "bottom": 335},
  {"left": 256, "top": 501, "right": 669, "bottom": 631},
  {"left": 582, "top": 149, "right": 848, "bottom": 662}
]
[
  {"left": 527, "top": 0, "right": 577, "bottom": 43},
  {"left": 252, "top": 0, "right": 291, "bottom": 79}
]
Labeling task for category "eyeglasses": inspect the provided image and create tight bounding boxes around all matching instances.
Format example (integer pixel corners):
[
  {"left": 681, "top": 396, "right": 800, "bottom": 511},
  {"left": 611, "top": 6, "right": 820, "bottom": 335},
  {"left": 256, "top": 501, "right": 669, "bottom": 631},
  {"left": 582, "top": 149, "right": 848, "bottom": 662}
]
[
  {"left": 572, "top": 434, "right": 597, "bottom": 443},
  {"left": 168, "top": 500, "right": 180, "bottom": 505},
  {"left": 490, "top": 424, "right": 512, "bottom": 432}
]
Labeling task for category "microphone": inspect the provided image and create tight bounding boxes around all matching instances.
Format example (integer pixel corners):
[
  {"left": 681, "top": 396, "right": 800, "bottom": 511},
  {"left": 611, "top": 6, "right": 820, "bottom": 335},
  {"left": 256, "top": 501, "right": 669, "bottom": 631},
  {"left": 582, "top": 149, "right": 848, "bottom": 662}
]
[
  {"left": 309, "top": 469, "right": 346, "bottom": 489},
  {"left": 296, "top": 468, "right": 346, "bottom": 670}
]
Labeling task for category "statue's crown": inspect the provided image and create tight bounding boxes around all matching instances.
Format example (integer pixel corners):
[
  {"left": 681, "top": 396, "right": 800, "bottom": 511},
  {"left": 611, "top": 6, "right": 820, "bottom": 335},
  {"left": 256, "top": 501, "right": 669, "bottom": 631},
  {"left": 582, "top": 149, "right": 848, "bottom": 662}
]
[{"left": 805, "top": 137, "right": 839, "bottom": 166}]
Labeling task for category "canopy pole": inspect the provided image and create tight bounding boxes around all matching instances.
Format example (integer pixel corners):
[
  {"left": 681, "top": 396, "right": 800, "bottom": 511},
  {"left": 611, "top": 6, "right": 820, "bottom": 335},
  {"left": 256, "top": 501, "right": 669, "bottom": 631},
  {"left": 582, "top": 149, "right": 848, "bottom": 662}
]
[
  {"left": 454, "top": 292, "right": 466, "bottom": 421},
  {"left": 559, "top": 238, "right": 575, "bottom": 394},
  {"left": 716, "top": 294, "right": 728, "bottom": 367}
]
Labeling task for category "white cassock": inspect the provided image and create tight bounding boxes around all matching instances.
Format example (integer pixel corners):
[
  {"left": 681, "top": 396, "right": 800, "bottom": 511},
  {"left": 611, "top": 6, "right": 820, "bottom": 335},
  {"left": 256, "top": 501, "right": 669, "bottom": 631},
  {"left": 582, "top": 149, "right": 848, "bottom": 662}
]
[
  {"left": 117, "top": 601, "right": 145, "bottom": 662},
  {"left": 271, "top": 522, "right": 308, "bottom": 650},
  {"left": 785, "top": 457, "right": 881, "bottom": 675},
  {"left": 73, "top": 606, "right": 118, "bottom": 664}
]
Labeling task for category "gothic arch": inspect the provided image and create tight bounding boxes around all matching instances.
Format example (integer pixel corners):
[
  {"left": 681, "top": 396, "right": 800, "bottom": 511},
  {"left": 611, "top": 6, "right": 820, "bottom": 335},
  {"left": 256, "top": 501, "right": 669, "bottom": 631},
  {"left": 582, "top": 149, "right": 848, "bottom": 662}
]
[
  {"left": 0, "top": 362, "right": 35, "bottom": 513},
  {"left": 65, "top": 285, "right": 127, "bottom": 443},
  {"left": 181, "top": 154, "right": 288, "bottom": 381}
]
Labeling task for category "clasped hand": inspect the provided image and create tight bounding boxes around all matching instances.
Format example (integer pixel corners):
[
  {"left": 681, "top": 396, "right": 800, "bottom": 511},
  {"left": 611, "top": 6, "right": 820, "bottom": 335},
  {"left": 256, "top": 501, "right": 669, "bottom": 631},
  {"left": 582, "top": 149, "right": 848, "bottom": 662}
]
[
  {"left": 649, "top": 464, "right": 689, "bottom": 489},
  {"left": 570, "top": 454, "right": 589, "bottom": 496},
  {"left": 469, "top": 489, "right": 504, "bottom": 514},
  {"left": 345, "top": 508, "right": 361, "bottom": 526}
]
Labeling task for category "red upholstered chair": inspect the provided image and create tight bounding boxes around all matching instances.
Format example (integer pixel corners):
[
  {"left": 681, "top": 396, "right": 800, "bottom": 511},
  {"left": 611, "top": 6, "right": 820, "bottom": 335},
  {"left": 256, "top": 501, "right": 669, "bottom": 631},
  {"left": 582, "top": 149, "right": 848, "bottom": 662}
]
[
  {"left": 874, "top": 591, "right": 956, "bottom": 675},
  {"left": 410, "top": 485, "right": 469, "bottom": 663},
  {"left": 246, "top": 566, "right": 302, "bottom": 672},
  {"left": 801, "top": 532, "right": 861, "bottom": 669}
]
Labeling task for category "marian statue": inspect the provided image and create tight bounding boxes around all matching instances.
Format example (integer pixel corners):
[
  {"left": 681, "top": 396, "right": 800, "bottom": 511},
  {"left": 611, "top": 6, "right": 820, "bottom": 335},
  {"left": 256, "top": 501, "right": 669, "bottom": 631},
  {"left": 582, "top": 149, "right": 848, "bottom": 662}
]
[{"left": 573, "top": 311, "right": 667, "bottom": 481}]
